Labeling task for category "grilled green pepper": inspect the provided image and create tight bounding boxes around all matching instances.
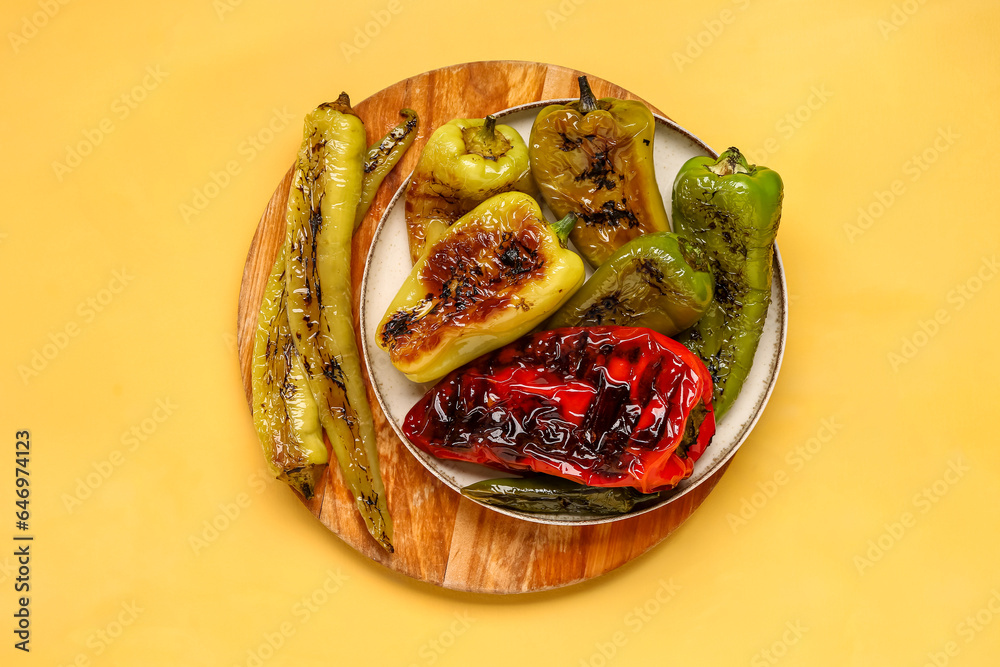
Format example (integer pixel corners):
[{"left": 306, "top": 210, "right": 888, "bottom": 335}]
[
  {"left": 251, "top": 246, "right": 327, "bottom": 499},
  {"left": 545, "top": 231, "right": 713, "bottom": 336},
  {"left": 529, "top": 76, "right": 670, "bottom": 268},
  {"left": 284, "top": 94, "right": 393, "bottom": 552},
  {"left": 378, "top": 191, "right": 584, "bottom": 383},
  {"left": 404, "top": 115, "right": 536, "bottom": 263},
  {"left": 355, "top": 108, "right": 418, "bottom": 229},
  {"left": 672, "top": 147, "right": 783, "bottom": 420},
  {"left": 461, "top": 476, "right": 658, "bottom": 515}
]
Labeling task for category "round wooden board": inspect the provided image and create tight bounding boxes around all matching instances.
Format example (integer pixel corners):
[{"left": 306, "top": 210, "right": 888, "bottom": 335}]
[{"left": 236, "top": 60, "right": 731, "bottom": 594}]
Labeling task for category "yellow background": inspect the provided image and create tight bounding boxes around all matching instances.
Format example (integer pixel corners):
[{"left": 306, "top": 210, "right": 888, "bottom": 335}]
[{"left": 3, "top": 0, "right": 999, "bottom": 665}]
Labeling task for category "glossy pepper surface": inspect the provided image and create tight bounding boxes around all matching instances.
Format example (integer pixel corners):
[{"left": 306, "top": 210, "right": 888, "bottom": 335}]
[
  {"left": 672, "top": 147, "right": 783, "bottom": 419},
  {"left": 529, "top": 76, "right": 670, "bottom": 268},
  {"left": 402, "top": 326, "right": 716, "bottom": 493},
  {"left": 545, "top": 231, "right": 713, "bottom": 336},
  {"left": 404, "top": 115, "right": 536, "bottom": 263},
  {"left": 284, "top": 95, "right": 393, "bottom": 551},
  {"left": 377, "top": 192, "right": 584, "bottom": 384},
  {"left": 461, "top": 475, "right": 656, "bottom": 515}
]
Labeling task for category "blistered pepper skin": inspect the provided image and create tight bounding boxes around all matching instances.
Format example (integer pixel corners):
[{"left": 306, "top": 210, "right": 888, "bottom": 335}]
[
  {"left": 672, "top": 147, "right": 783, "bottom": 420},
  {"left": 404, "top": 116, "right": 536, "bottom": 263},
  {"left": 529, "top": 77, "right": 670, "bottom": 268},
  {"left": 378, "top": 192, "right": 584, "bottom": 384},
  {"left": 545, "top": 232, "right": 714, "bottom": 336},
  {"left": 403, "top": 326, "right": 716, "bottom": 494}
]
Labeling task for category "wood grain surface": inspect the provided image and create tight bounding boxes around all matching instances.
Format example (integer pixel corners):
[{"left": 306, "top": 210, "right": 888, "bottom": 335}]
[{"left": 236, "top": 61, "right": 730, "bottom": 594}]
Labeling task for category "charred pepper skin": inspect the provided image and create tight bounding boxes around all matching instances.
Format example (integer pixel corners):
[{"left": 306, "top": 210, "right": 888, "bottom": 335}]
[
  {"left": 284, "top": 94, "right": 393, "bottom": 552},
  {"left": 545, "top": 231, "right": 714, "bottom": 336},
  {"left": 403, "top": 326, "right": 716, "bottom": 494},
  {"left": 251, "top": 246, "right": 328, "bottom": 499},
  {"left": 529, "top": 76, "right": 670, "bottom": 268},
  {"left": 672, "top": 147, "right": 783, "bottom": 420},
  {"left": 378, "top": 191, "right": 584, "bottom": 384},
  {"left": 355, "top": 108, "right": 419, "bottom": 229},
  {"left": 404, "top": 115, "right": 536, "bottom": 263},
  {"left": 461, "top": 475, "right": 658, "bottom": 515}
]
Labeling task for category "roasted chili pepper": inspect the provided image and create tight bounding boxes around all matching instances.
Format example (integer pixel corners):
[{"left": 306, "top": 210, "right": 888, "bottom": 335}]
[
  {"left": 672, "top": 147, "right": 784, "bottom": 420},
  {"left": 529, "top": 76, "right": 670, "bottom": 268},
  {"left": 284, "top": 94, "right": 393, "bottom": 552},
  {"left": 403, "top": 326, "right": 716, "bottom": 493},
  {"left": 378, "top": 191, "right": 584, "bottom": 384},
  {"left": 355, "top": 108, "right": 419, "bottom": 229},
  {"left": 404, "top": 115, "right": 536, "bottom": 263},
  {"left": 251, "top": 246, "right": 327, "bottom": 499},
  {"left": 545, "top": 231, "right": 714, "bottom": 336},
  {"left": 461, "top": 475, "right": 658, "bottom": 515}
]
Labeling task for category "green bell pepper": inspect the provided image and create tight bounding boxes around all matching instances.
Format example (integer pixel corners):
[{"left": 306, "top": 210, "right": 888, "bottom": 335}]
[
  {"left": 672, "top": 147, "right": 784, "bottom": 419},
  {"left": 545, "top": 231, "right": 713, "bottom": 336}
]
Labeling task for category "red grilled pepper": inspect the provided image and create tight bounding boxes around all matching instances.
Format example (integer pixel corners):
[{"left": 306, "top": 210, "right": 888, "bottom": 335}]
[{"left": 402, "top": 326, "right": 716, "bottom": 493}]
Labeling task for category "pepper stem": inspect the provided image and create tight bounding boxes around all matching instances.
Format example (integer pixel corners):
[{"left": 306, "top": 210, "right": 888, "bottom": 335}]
[
  {"left": 463, "top": 115, "right": 511, "bottom": 160},
  {"left": 577, "top": 76, "right": 598, "bottom": 114},
  {"left": 708, "top": 147, "right": 752, "bottom": 176},
  {"left": 318, "top": 91, "right": 358, "bottom": 118},
  {"left": 550, "top": 212, "right": 578, "bottom": 247}
]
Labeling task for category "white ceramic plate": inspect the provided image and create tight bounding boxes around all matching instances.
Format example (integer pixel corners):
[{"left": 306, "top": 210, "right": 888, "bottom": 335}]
[{"left": 360, "top": 101, "right": 787, "bottom": 525}]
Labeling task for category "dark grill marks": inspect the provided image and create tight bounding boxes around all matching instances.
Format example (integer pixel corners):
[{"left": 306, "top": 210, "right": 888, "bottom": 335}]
[{"left": 581, "top": 200, "right": 640, "bottom": 230}]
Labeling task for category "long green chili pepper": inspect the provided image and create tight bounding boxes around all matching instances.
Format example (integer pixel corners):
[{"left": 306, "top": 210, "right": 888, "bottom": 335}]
[
  {"left": 672, "top": 147, "right": 784, "bottom": 420},
  {"left": 284, "top": 94, "right": 393, "bottom": 552},
  {"left": 251, "top": 246, "right": 327, "bottom": 499},
  {"left": 355, "top": 108, "right": 419, "bottom": 229},
  {"left": 461, "top": 476, "right": 659, "bottom": 515}
]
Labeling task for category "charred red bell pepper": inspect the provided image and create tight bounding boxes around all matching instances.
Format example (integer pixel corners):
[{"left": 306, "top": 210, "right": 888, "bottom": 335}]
[{"left": 402, "top": 326, "right": 716, "bottom": 493}]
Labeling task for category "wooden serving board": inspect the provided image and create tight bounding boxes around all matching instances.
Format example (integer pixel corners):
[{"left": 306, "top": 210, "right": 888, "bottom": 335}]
[{"left": 236, "top": 61, "right": 731, "bottom": 594}]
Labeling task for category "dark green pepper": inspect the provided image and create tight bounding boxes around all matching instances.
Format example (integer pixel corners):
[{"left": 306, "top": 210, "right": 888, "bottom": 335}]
[
  {"left": 545, "top": 231, "right": 713, "bottom": 336},
  {"left": 672, "top": 147, "right": 783, "bottom": 420},
  {"left": 529, "top": 76, "right": 670, "bottom": 268},
  {"left": 461, "top": 475, "right": 658, "bottom": 515}
]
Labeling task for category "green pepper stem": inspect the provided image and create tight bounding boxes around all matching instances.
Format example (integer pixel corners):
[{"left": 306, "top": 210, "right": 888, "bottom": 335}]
[
  {"left": 478, "top": 115, "right": 497, "bottom": 142},
  {"left": 550, "top": 212, "right": 578, "bottom": 247},
  {"left": 577, "top": 76, "right": 598, "bottom": 114},
  {"left": 708, "top": 147, "right": 752, "bottom": 176},
  {"left": 462, "top": 115, "right": 511, "bottom": 159}
]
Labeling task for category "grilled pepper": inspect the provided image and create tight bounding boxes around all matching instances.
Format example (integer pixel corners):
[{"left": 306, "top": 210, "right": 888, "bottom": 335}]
[
  {"left": 251, "top": 246, "right": 327, "bottom": 499},
  {"left": 461, "top": 475, "right": 657, "bottom": 515},
  {"left": 529, "top": 76, "right": 670, "bottom": 268},
  {"left": 545, "top": 231, "right": 713, "bottom": 336},
  {"left": 672, "top": 147, "right": 783, "bottom": 420},
  {"left": 378, "top": 191, "right": 584, "bottom": 383},
  {"left": 403, "top": 326, "right": 716, "bottom": 493},
  {"left": 355, "top": 108, "right": 418, "bottom": 229},
  {"left": 404, "top": 115, "right": 536, "bottom": 263},
  {"left": 284, "top": 95, "right": 393, "bottom": 552}
]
